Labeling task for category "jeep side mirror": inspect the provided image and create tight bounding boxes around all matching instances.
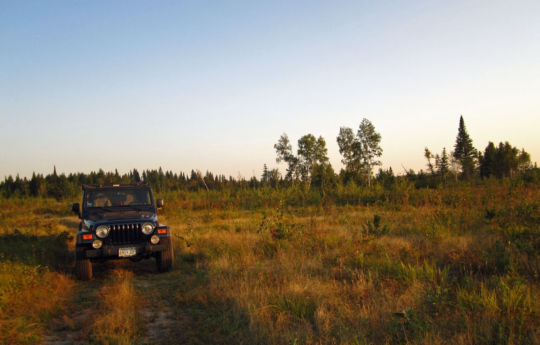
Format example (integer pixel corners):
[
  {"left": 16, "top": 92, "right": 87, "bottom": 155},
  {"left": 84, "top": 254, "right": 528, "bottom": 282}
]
[
  {"left": 156, "top": 199, "right": 164, "bottom": 208},
  {"left": 72, "top": 203, "right": 80, "bottom": 217}
]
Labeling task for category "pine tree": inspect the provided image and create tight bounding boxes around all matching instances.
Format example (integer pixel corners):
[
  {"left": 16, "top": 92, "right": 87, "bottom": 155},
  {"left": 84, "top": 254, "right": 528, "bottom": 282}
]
[
  {"left": 132, "top": 169, "right": 141, "bottom": 182},
  {"left": 437, "top": 148, "right": 450, "bottom": 182},
  {"left": 492, "top": 142, "right": 531, "bottom": 178},
  {"left": 453, "top": 116, "right": 477, "bottom": 179},
  {"left": 261, "top": 164, "right": 269, "bottom": 183},
  {"left": 29, "top": 172, "right": 43, "bottom": 197},
  {"left": 479, "top": 142, "right": 497, "bottom": 178}
]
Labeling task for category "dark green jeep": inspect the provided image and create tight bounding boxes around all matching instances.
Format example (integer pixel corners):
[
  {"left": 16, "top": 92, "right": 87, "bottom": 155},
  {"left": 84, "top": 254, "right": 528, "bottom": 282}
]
[{"left": 71, "top": 183, "right": 173, "bottom": 280}]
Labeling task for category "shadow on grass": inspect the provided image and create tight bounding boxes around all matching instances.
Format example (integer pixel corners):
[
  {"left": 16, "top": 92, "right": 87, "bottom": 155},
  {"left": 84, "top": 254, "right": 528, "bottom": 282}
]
[
  {"left": 159, "top": 252, "right": 260, "bottom": 345},
  {"left": 0, "top": 231, "right": 267, "bottom": 344},
  {"left": 0, "top": 230, "right": 73, "bottom": 271},
  {"left": 104, "top": 249, "right": 259, "bottom": 345}
]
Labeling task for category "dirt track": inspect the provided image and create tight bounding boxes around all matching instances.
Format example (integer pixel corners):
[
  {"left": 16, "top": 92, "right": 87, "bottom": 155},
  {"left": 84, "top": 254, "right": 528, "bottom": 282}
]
[{"left": 43, "top": 258, "right": 187, "bottom": 345}]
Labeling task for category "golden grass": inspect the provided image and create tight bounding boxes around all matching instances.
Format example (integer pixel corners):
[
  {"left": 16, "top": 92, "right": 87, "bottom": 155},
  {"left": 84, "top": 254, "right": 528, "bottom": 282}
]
[
  {"left": 0, "top": 184, "right": 538, "bottom": 344},
  {"left": 164, "top": 184, "right": 540, "bottom": 344},
  {"left": 0, "top": 262, "right": 74, "bottom": 345},
  {"left": 90, "top": 269, "right": 140, "bottom": 345}
]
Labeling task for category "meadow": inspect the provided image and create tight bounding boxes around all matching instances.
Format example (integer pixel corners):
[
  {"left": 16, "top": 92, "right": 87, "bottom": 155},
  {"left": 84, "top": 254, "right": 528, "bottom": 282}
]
[{"left": 0, "top": 182, "right": 538, "bottom": 344}]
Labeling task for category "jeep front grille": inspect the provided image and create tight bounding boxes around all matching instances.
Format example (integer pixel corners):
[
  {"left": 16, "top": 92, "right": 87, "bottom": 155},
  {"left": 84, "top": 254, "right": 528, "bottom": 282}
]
[{"left": 108, "top": 223, "right": 146, "bottom": 244}]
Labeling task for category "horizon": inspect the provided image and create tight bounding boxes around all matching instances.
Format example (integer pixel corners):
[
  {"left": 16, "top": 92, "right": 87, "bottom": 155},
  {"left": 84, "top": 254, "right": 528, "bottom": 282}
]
[{"left": 1, "top": 1, "right": 539, "bottom": 179}]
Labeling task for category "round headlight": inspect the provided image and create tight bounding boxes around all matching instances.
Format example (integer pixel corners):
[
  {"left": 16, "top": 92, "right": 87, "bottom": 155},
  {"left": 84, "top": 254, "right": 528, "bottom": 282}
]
[
  {"left": 141, "top": 223, "right": 155, "bottom": 235},
  {"left": 150, "top": 235, "right": 160, "bottom": 244},
  {"left": 92, "top": 239, "right": 103, "bottom": 249},
  {"left": 95, "top": 225, "right": 110, "bottom": 238}
]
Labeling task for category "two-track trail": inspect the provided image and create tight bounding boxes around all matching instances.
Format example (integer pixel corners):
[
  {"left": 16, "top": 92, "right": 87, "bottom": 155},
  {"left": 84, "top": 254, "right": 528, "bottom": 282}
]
[{"left": 43, "top": 257, "right": 190, "bottom": 345}]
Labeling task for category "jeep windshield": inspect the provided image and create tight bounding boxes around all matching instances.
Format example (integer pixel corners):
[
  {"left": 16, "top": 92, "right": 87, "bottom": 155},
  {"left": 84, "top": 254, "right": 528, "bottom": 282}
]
[{"left": 84, "top": 189, "right": 153, "bottom": 208}]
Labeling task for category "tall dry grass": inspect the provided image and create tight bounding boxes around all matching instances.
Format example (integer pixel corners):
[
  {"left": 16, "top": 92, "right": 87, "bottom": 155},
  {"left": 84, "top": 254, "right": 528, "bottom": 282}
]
[
  {"left": 0, "top": 197, "right": 76, "bottom": 345},
  {"left": 0, "top": 183, "right": 538, "bottom": 344},
  {"left": 90, "top": 269, "right": 141, "bottom": 345},
  {"left": 165, "top": 184, "right": 540, "bottom": 344},
  {"left": 0, "top": 262, "right": 74, "bottom": 344}
]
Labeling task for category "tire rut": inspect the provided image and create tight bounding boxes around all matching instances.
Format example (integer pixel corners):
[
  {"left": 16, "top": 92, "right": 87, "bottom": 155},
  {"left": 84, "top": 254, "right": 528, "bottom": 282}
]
[
  {"left": 132, "top": 262, "right": 190, "bottom": 345},
  {"left": 43, "top": 263, "right": 112, "bottom": 345},
  {"left": 45, "top": 255, "right": 188, "bottom": 345}
]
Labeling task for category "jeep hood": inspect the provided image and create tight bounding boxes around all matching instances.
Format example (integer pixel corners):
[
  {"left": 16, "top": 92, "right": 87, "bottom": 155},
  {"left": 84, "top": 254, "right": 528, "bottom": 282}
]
[{"left": 84, "top": 209, "right": 156, "bottom": 222}]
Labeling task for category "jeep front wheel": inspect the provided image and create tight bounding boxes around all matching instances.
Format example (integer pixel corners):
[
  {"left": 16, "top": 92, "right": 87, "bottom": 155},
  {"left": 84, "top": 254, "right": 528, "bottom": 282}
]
[
  {"left": 156, "top": 237, "right": 174, "bottom": 272},
  {"left": 75, "top": 256, "right": 92, "bottom": 280}
]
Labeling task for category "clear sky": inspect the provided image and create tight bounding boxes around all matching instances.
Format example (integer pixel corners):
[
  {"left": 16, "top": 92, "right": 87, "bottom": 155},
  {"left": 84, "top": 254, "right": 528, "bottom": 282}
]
[{"left": 1, "top": 0, "right": 539, "bottom": 179}]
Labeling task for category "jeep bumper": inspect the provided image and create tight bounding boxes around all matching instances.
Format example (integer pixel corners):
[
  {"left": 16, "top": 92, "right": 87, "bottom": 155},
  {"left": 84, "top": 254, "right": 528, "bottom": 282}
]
[{"left": 80, "top": 242, "right": 168, "bottom": 259}]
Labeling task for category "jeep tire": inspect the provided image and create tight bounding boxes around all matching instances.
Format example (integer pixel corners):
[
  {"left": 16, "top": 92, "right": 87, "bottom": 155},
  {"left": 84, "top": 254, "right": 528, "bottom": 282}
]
[
  {"left": 156, "top": 237, "right": 174, "bottom": 272},
  {"left": 75, "top": 256, "right": 92, "bottom": 280}
]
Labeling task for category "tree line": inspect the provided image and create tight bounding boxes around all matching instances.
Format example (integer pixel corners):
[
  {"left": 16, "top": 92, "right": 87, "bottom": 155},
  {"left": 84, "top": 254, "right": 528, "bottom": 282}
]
[
  {"left": 1, "top": 116, "right": 537, "bottom": 200},
  {"left": 422, "top": 116, "right": 533, "bottom": 185}
]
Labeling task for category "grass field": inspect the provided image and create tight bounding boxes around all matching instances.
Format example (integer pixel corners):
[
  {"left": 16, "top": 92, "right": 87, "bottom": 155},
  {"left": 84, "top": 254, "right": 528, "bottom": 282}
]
[{"left": 0, "top": 184, "right": 538, "bottom": 344}]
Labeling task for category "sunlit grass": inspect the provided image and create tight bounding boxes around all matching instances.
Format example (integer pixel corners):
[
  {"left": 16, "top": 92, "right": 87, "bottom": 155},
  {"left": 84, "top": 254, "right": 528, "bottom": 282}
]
[
  {"left": 0, "top": 184, "right": 538, "bottom": 344},
  {"left": 164, "top": 184, "right": 540, "bottom": 344},
  {"left": 90, "top": 270, "right": 140, "bottom": 345},
  {"left": 0, "top": 262, "right": 74, "bottom": 345}
]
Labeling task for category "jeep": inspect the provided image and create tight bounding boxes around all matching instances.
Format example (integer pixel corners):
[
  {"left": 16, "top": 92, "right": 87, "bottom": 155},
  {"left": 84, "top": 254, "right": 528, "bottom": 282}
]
[{"left": 71, "top": 183, "right": 173, "bottom": 280}]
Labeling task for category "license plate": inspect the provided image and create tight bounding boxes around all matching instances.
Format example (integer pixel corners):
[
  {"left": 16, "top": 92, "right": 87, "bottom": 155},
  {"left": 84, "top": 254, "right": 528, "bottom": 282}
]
[{"left": 118, "top": 247, "right": 136, "bottom": 257}]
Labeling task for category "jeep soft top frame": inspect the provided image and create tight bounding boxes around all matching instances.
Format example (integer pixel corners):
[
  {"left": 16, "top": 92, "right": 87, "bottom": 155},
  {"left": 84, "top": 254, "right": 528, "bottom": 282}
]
[{"left": 82, "top": 183, "right": 149, "bottom": 190}]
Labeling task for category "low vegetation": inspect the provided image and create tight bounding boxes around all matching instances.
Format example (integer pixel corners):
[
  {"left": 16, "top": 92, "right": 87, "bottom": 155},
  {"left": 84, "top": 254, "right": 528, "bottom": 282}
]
[
  {"left": 0, "top": 181, "right": 538, "bottom": 344},
  {"left": 90, "top": 270, "right": 140, "bottom": 345}
]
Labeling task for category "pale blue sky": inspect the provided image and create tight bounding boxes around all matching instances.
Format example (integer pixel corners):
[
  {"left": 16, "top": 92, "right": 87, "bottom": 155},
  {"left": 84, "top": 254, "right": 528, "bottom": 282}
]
[{"left": 1, "top": 0, "right": 539, "bottom": 179}]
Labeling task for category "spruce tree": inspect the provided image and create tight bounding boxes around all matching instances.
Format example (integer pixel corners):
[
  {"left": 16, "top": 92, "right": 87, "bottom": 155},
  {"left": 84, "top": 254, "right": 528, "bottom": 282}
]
[
  {"left": 479, "top": 142, "right": 497, "bottom": 178},
  {"left": 437, "top": 148, "right": 450, "bottom": 182},
  {"left": 261, "top": 164, "right": 269, "bottom": 183},
  {"left": 29, "top": 172, "right": 43, "bottom": 197},
  {"left": 493, "top": 142, "right": 531, "bottom": 178},
  {"left": 453, "top": 116, "right": 477, "bottom": 179}
]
